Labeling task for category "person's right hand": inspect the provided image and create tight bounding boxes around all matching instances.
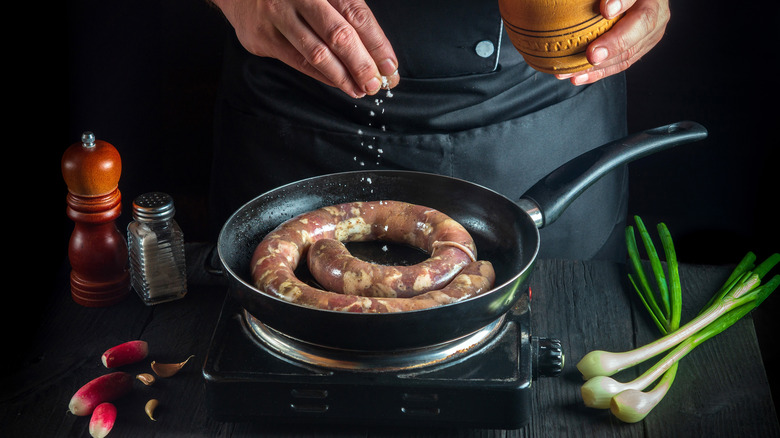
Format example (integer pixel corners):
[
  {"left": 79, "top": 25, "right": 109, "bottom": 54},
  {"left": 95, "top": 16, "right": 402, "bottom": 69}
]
[{"left": 211, "top": 0, "right": 400, "bottom": 98}]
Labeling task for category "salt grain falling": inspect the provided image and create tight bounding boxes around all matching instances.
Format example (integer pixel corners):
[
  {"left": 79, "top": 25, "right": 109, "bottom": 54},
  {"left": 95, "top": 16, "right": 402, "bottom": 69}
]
[{"left": 355, "top": 80, "right": 393, "bottom": 169}]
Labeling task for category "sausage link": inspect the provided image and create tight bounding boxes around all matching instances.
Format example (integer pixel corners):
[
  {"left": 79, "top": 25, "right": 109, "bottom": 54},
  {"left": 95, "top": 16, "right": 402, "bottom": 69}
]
[
  {"left": 307, "top": 239, "right": 474, "bottom": 298},
  {"left": 250, "top": 201, "right": 495, "bottom": 313},
  {"left": 256, "top": 258, "right": 495, "bottom": 313}
]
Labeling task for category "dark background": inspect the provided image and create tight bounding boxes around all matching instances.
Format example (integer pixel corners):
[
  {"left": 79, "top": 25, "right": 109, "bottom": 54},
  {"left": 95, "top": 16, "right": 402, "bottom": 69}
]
[{"left": 18, "top": 0, "right": 778, "bottom": 413}]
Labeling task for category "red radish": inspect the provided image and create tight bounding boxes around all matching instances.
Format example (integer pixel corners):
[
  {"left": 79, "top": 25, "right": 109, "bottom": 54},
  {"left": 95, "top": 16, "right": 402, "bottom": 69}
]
[
  {"left": 89, "top": 402, "right": 117, "bottom": 438},
  {"left": 69, "top": 372, "right": 133, "bottom": 416},
  {"left": 101, "top": 340, "right": 149, "bottom": 368}
]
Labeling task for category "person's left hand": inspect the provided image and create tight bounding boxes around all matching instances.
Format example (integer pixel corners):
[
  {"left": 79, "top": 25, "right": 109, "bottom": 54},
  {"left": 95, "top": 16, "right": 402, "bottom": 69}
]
[{"left": 556, "top": 0, "right": 670, "bottom": 85}]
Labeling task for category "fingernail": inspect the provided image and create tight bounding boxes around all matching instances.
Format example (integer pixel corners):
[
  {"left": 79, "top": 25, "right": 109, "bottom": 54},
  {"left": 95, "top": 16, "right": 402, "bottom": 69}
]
[
  {"left": 378, "top": 59, "right": 397, "bottom": 76},
  {"left": 365, "top": 77, "right": 381, "bottom": 94},
  {"left": 605, "top": 0, "right": 621, "bottom": 18},
  {"left": 572, "top": 73, "right": 589, "bottom": 85},
  {"left": 591, "top": 47, "right": 609, "bottom": 65}
]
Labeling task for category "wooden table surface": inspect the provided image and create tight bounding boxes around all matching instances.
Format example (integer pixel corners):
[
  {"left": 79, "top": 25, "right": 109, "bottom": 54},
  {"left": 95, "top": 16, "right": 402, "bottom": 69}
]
[{"left": 2, "top": 243, "right": 778, "bottom": 437}]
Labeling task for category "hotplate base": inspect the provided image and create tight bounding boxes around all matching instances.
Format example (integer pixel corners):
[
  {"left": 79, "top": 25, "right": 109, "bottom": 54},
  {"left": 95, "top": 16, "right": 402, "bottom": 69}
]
[{"left": 203, "top": 295, "right": 535, "bottom": 430}]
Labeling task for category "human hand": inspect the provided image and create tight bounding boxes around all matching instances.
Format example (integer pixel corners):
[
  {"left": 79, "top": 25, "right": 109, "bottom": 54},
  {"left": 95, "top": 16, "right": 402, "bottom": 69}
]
[
  {"left": 211, "top": 0, "right": 400, "bottom": 98},
  {"left": 556, "top": 0, "right": 670, "bottom": 85}
]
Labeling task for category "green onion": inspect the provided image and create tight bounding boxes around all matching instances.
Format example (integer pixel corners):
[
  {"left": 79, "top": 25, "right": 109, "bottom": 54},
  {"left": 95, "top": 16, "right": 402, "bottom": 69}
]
[
  {"left": 609, "top": 279, "right": 777, "bottom": 420},
  {"left": 582, "top": 217, "right": 684, "bottom": 411},
  {"left": 636, "top": 218, "right": 671, "bottom": 320},
  {"left": 658, "top": 223, "right": 682, "bottom": 330},
  {"left": 610, "top": 221, "right": 685, "bottom": 422},
  {"left": 577, "top": 216, "right": 779, "bottom": 422},
  {"left": 703, "top": 252, "right": 757, "bottom": 309},
  {"left": 577, "top": 271, "right": 766, "bottom": 379},
  {"left": 609, "top": 362, "right": 678, "bottom": 423},
  {"left": 584, "top": 278, "right": 779, "bottom": 410},
  {"left": 624, "top": 220, "right": 669, "bottom": 334}
]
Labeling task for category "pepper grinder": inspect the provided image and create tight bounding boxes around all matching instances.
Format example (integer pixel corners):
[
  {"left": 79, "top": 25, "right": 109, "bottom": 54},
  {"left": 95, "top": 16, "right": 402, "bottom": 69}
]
[{"left": 61, "top": 132, "right": 131, "bottom": 307}]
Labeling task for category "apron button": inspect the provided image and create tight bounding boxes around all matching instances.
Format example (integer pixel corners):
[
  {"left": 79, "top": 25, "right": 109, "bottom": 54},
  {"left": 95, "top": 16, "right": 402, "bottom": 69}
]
[{"left": 475, "top": 40, "right": 495, "bottom": 58}]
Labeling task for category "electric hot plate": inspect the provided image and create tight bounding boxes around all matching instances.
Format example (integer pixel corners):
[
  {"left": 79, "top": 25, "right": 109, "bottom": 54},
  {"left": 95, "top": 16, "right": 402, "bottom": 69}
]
[{"left": 203, "top": 289, "right": 563, "bottom": 430}]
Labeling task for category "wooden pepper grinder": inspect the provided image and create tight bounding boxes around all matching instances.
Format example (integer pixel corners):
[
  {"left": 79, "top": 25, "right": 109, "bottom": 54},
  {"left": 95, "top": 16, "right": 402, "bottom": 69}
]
[{"left": 62, "top": 132, "right": 131, "bottom": 307}]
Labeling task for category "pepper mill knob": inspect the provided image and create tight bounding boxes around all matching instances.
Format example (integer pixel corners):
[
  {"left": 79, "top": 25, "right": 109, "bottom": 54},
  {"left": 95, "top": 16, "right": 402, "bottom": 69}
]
[
  {"left": 62, "top": 132, "right": 122, "bottom": 196},
  {"left": 62, "top": 132, "right": 130, "bottom": 307}
]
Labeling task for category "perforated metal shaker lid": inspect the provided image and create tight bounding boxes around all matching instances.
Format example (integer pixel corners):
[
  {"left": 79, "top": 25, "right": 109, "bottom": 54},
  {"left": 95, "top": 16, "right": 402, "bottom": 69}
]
[{"left": 132, "top": 192, "right": 175, "bottom": 222}]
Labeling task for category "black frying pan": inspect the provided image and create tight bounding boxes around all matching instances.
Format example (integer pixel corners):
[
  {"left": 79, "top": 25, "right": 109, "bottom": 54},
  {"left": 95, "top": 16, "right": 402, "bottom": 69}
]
[{"left": 217, "top": 121, "right": 707, "bottom": 351}]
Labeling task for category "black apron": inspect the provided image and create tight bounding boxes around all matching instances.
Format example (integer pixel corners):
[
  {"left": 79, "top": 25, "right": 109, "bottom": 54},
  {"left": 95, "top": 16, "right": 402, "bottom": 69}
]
[{"left": 209, "top": 0, "right": 628, "bottom": 261}]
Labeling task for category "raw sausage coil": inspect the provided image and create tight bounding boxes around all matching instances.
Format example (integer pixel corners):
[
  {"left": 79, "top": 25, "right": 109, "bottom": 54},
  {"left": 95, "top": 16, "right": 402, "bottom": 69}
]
[
  {"left": 250, "top": 200, "right": 496, "bottom": 313},
  {"left": 307, "top": 238, "right": 477, "bottom": 298}
]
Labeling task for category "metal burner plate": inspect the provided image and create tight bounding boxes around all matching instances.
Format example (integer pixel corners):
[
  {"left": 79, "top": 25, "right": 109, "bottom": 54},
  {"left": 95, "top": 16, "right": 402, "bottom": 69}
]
[
  {"left": 243, "top": 310, "right": 506, "bottom": 372},
  {"left": 203, "top": 294, "right": 535, "bottom": 429}
]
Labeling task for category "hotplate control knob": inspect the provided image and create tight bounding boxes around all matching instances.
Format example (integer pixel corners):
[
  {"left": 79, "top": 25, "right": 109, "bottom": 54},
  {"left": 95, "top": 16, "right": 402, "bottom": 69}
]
[{"left": 532, "top": 337, "right": 564, "bottom": 378}]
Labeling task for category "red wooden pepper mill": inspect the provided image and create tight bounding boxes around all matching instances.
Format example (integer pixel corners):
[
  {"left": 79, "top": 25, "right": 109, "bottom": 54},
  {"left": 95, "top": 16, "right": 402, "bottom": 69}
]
[{"left": 61, "top": 132, "right": 130, "bottom": 307}]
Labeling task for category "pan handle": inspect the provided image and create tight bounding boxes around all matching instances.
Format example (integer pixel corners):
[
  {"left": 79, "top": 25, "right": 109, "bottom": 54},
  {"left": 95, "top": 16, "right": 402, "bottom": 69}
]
[{"left": 518, "top": 120, "right": 708, "bottom": 228}]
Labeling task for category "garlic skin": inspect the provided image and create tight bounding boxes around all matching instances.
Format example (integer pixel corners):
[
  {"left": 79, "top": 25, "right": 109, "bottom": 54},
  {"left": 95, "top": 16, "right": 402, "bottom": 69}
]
[
  {"left": 136, "top": 373, "right": 156, "bottom": 386},
  {"left": 151, "top": 355, "right": 195, "bottom": 378}
]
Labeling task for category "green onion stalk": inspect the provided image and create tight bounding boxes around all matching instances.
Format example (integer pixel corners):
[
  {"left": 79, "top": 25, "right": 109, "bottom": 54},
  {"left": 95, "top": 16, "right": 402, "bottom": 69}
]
[
  {"left": 577, "top": 216, "right": 779, "bottom": 423},
  {"left": 605, "top": 217, "right": 683, "bottom": 423},
  {"left": 580, "top": 217, "right": 685, "bottom": 416}
]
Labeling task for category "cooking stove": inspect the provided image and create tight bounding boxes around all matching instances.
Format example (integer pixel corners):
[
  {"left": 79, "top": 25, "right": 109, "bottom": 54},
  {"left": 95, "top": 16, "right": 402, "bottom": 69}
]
[{"left": 203, "top": 289, "right": 563, "bottom": 430}]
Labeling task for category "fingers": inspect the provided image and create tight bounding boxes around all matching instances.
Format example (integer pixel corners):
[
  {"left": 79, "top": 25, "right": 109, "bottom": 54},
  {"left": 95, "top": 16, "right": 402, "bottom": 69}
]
[
  {"left": 216, "top": 0, "right": 398, "bottom": 98},
  {"left": 556, "top": 0, "right": 669, "bottom": 85},
  {"left": 331, "top": 0, "right": 400, "bottom": 88},
  {"left": 601, "top": 0, "right": 636, "bottom": 20},
  {"left": 273, "top": 0, "right": 399, "bottom": 98},
  {"left": 279, "top": 4, "right": 367, "bottom": 97},
  {"left": 216, "top": 0, "right": 338, "bottom": 89},
  {"left": 304, "top": 0, "right": 398, "bottom": 96},
  {"left": 261, "top": 31, "right": 344, "bottom": 91}
]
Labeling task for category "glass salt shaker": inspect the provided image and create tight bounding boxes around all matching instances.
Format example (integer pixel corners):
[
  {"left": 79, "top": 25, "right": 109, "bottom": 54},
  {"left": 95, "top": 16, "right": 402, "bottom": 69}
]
[{"left": 127, "top": 192, "right": 188, "bottom": 305}]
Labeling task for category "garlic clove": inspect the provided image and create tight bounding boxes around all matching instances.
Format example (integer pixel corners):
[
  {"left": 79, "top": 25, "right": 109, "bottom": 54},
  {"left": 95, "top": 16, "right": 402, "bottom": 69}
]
[
  {"left": 151, "top": 355, "right": 195, "bottom": 378},
  {"left": 145, "top": 399, "right": 159, "bottom": 421},
  {"left": 136, "top": 373, "right": 156, "bottom": 386}
]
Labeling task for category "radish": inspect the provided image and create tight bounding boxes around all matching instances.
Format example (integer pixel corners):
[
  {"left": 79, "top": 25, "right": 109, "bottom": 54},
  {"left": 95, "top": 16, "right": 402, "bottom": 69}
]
[
  {"left": 69, "top": 372, "right": 133, "bottom": 416},
  {"left": 89, "top": 402, "right": 117, "bottom": 438},
  {"left": 101, "top": 340, "right": 149, "bottom": 368}
]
